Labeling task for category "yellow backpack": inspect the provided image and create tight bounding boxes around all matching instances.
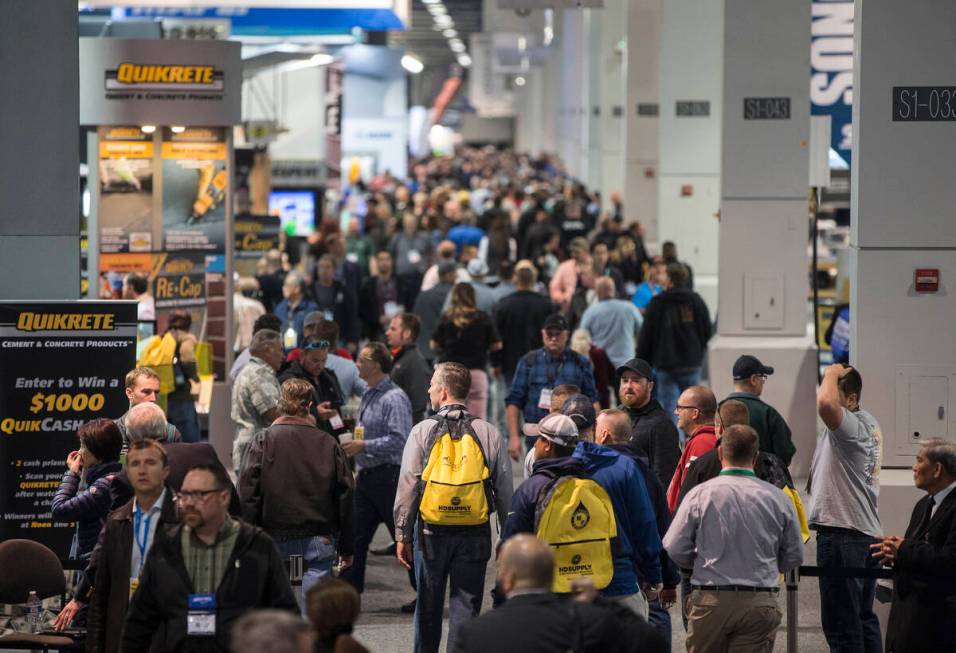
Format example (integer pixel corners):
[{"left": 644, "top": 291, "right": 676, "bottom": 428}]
[
  {"left": 534, "top": 475, "right": 618, "bottom": 593},
  {"left": 136, "top": 332, "right": 178, "bottom": 394},
  {"left": 419, "top": 414, "right": 492, "bottom": 526}
]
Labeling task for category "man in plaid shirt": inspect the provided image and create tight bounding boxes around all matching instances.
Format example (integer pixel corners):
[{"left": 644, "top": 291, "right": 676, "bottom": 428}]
[{"left": 339, "top": 342, "right": 413, "bottom": 593}]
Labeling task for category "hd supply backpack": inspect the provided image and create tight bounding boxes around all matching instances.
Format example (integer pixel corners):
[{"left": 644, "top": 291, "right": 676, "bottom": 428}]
[
  {"left": 418, "top": 413, "right": 493, "bottom": 526},
  {"left": 534, "top": 474, "right": 618, "bottom": 593}
]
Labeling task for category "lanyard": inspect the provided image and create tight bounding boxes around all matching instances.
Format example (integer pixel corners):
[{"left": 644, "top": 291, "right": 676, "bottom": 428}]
[
  {"left": 134, "top": 506, "right": 153, "bottom": 573},
  {"left": 718, "top": 468, "right": 756, "bottom": 478}
]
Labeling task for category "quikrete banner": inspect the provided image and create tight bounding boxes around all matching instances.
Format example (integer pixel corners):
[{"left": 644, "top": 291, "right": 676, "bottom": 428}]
[
  {"left": 0, "top": 302, "right": 136, "bottom": 553},
  {"left": 79, "top": 38, "right": 241, "bottom": 127}
]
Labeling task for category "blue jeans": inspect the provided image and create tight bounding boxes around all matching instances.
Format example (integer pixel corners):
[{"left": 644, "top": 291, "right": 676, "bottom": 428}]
[
  {"left": 816, "top": 527, "right": 882, "bottom": 653},
  {"left": 275, "top": 535, "right": 337, "bottom": 613},
  {"left": 166, "top": 397, "right": 200, "bottom": 442},
  {"left": 655, "top": 368, "right": 701, "bottom": 437},
  {"left": 647, "top": 597, "right": 672, "bottom": 649},
  {"left": 413, "top": 526, "right": 489, "bottom": 653}
]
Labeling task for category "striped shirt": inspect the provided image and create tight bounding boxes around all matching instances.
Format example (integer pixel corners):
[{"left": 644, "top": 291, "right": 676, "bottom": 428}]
[
  {"left": 181, "top": 518, "right": 240, "bottom": 594},
  {"left": 356, "top": 377, "right": 413, "bottom": 469}
]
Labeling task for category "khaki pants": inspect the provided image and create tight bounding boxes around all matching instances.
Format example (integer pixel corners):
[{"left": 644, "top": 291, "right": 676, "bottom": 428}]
[{"left": 686, "top": 589, "right": 782, "bottom": 653}]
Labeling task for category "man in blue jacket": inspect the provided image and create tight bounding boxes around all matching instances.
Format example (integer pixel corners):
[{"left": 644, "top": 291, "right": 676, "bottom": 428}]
[
  {"left": 573, "top": 428, "right": 663, "bottom": 620},
  {"left": 502, "top": 414, "right": 662, "bottom": 619}
]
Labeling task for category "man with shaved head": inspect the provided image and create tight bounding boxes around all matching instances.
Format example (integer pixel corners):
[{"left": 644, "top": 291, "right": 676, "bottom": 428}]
[
  {"left": 666, "top": 386, "right": 718, "bottom": 513},
  {"left": 579, "top": 275, "right": 644, "bottom": 369},
  {"left": 454, "top": 535, "right": 666, "bottom": 653}
]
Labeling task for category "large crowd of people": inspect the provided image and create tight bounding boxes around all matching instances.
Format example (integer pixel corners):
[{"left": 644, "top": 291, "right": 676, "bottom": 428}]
[{"left": 31, "top": 148, "right": 956, "bottom": 652}]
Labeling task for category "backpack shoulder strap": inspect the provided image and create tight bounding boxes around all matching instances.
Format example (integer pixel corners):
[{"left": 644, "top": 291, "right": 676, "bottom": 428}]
[
  {"left": 524, "top": 348, "right": 539, "bottom": 369},
  {"left": 533, "top": 472, "right": 573, "bottom": 532}
]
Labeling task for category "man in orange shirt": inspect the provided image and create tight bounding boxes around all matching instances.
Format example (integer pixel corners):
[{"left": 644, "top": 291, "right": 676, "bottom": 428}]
[{"left": 666, "top": 386, "right": 718, "bottom": 513}]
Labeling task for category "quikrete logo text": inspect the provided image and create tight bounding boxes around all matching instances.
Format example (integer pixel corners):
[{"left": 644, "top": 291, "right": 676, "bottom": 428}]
[
  {"left": 106, "top": 63, "right": 224, "bottom": 92},
  {"left": 17, "top": 313, "right": 115, "bottom": 332}
]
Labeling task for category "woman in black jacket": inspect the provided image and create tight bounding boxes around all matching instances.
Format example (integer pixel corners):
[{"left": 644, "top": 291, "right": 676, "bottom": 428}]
[{"left": 431, "top": 283, "right": 501, "bottom": 420}]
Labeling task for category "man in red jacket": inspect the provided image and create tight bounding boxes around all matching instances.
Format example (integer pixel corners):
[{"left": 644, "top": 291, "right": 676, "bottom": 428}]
[{"left": 666, "top": 386, "right": 717, "bottom": 513}]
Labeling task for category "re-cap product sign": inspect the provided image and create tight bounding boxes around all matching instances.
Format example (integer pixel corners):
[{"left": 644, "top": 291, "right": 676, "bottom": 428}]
[
  {"left": 0, "top": 302, "right": 136, "bottom": 553},
  {"left": 153, "top": 252, "right": 207, "bottom": 309},
  {"left": 80, "top": 38, "right": 241, "bottom": 126}
]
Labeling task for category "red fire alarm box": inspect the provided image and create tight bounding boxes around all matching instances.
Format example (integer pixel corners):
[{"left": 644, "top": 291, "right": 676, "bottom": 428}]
[
  {"left": 915, "top": 268, "right": 940, "bottom": 293},
  {"left": 680, "top": 184, "right": 693, "bottom": 197}
]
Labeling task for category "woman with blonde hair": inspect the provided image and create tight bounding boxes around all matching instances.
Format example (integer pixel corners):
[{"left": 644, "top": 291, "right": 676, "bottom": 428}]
[
  {"left": 430, "top": 283, "right": 501, "bottom": 419},
  {"left": 571, "top": 328, "right": 615, "bottom": 408}
]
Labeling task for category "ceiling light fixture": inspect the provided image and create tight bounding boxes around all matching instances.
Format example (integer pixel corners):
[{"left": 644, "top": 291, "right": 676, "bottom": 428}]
[
  {"left": 442, "top": 29, "right": 458, "bottom": 38},
  {"left": 401, "top": 54, "right": 424, "bottom": 74},
  {"left": 514, "top": 76, "right": 526, "bottom": 87},
  {"left": 457, "top": 53, "right": 472, "bottom": 68},
  {"left": 140, "top": 125, "right": 156, "bottom": 134}
]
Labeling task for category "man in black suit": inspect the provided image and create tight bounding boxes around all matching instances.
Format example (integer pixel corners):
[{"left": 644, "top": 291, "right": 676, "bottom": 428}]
[
  {"left": 454, "top": 535, "right": 666, "bottom": 653},
  {"left": 874, "top": 438, "right": 956, "bottom": 653},
  {"left": 358, "top": 250, "right": 415, "bottom": 342}
]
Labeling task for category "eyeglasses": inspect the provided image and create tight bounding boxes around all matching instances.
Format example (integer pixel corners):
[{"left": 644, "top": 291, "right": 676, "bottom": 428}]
[
  {"left": 543, "top": 330, "right": 565, "bottom": 338},
  {"left": 303, "top": 340, "right": 331, "bottom": 351},
  {"left": 174, "top": 489, "right": 223, "bottom": 504}
]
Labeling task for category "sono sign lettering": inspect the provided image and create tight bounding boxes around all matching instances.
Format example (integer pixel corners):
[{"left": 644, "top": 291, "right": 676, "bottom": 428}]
[{"left": 811, "top": 0, "right": 854, "bottom": 165}]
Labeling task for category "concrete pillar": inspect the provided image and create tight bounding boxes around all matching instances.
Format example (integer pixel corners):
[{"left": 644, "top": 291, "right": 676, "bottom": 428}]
[
  {"left": 585, "top": 8, "right": 603, "bottom": 193},
  {"left": 708, "top": 0, "right": 817, "bottom": 478},
  {"left": 558, "top": 8, "right": 588, "bottom": 180},
  {"left": 0, "top": 1, "right": 79, "bottom": 299},
  {"left": 622, "top": 0, "right": 660, "bottom": 236},
  {"left": 658, "top": 0, "right": 723, "bottom": 312},
  {"left": 594, "top": 0, "right": 627, "bottom": 200},
  {"left": 850, "top": 0, "right": 956, "bottom": 534}
]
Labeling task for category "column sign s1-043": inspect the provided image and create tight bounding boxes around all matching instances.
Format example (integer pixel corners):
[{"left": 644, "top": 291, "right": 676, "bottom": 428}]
[{"left": 893, "top": 87, "right": 956, "bottom": 121}]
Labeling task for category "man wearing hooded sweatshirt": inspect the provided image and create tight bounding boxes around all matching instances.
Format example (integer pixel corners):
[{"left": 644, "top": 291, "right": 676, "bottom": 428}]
[
  {"left": 573, "top": 427, "right": 663, "bottom": 620},
  {"left": 595, "top": 408, "right": 679, "bottom": 647},
  {"left": 636, "top": 263, "right": 712, "bottom": 423}
]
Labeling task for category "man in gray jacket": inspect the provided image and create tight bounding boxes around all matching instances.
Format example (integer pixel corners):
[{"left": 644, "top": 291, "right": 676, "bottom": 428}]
[{"left": 394, "top": 362, "right": 513, "bottom": 653}]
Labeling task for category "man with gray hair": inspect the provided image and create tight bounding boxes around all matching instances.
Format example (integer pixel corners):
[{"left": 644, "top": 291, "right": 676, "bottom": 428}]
[
  {"left": 875, "top": 438, "right": 956, "bottom": 652},
  {"left": 276, "top": 270, "right": 318, "bottom": 349},
  {"left": 230, "top": 609, "right": 312, "bottom": 653},
  {"left": 231, "top": 329, "right": 283, "bottom": 472}
]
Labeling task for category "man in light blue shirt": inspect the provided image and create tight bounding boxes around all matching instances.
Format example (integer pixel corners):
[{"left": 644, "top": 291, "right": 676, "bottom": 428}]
[
  {"left": 580, "top": 276, "right": 644, "bottom": 368},
  {"left": 632, "top": 256, "right": 666, "bottom": 313}
]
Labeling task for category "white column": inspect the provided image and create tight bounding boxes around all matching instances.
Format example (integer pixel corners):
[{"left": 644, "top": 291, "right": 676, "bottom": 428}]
[
  {"left": 658, "top": 0, "right": 723, "bottom": 313},
  {"left": 622, "top": 0, "right": 660, "bottom": 236},
  {"left": 596, "top": 0, "right": 627, "bottom": 200},
  {"left": 708, "top": 0, "right": 817, "bottom": 478},
  {"left": 850, "top": 0, "right": 956, "bottom": 534}
]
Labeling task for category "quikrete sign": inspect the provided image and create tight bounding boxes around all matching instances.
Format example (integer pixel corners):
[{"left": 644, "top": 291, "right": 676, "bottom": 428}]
[
  {"left": 80, "top": 38, "right": 241, "bottom": 126},
  {"left": 106, "top": 63, "right": 224, "bottom": 91}
]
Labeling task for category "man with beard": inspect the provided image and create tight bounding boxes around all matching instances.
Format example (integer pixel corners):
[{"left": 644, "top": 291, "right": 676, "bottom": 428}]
[
  {"left": 277, "top": 336, "right": 348, "bottom": 438},
  {"left": 616, "top": 358, "right": 680, "bottom": 488},
  {"left": 122, "top": 464, "right": 296, "bottom": 651}
]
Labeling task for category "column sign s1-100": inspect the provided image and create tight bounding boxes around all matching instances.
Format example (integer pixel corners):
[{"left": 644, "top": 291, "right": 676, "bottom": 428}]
[
  {"left": 676, "top": 101, "right": 710, "bottom": 117},
  {"left": 743, "top": 97, "right": 791, "bottom": 120},
  {"left": 893, "top": 87, "right": 956, "bottom": 121}
]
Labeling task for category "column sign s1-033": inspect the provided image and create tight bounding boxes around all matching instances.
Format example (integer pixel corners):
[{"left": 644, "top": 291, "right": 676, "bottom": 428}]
[{"left": 893, "top": 87, "right": 956, "bottom": 121}]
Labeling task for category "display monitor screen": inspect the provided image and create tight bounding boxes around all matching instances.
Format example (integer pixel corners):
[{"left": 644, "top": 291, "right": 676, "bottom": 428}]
[{"left": 269, "top": 190, "right": 316, "bottom": 237}]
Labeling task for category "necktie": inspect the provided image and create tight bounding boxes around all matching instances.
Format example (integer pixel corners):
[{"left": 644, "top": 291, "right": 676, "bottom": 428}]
[{"left": 913, "top": 496, "right": 935, "bottom": 537}]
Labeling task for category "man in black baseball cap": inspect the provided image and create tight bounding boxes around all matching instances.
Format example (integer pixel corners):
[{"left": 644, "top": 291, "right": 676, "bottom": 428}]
[
  {"left": 726, "top": 354, "right": 796, "bottom": 465},
  {"left": 615, "top": 358, "right": 680, "bottom": 489},
  {"left": 504, "top": 313, "right": 601, "bottom": 463}
]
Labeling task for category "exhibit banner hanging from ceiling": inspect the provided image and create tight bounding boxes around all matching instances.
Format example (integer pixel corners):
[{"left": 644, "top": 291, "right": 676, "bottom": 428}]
[
  {"left": 79, "top": 38, "right": 242, "bottom": 126},
  {"left": 811, "top": 0, "right": 854, "bottom": 167}
]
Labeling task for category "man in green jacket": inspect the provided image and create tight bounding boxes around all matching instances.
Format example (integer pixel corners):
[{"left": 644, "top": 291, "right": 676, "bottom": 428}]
[{"left": 725, "top": 355, "right": 796, "bottom": 465}]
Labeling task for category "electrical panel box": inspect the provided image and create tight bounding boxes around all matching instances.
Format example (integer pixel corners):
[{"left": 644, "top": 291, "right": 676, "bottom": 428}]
[
  {"left": 894, "top": 367, "right": 956, "bottom": 458},
  {"left": 743, "top": 273, "right": 784, "bottom": 330}
]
